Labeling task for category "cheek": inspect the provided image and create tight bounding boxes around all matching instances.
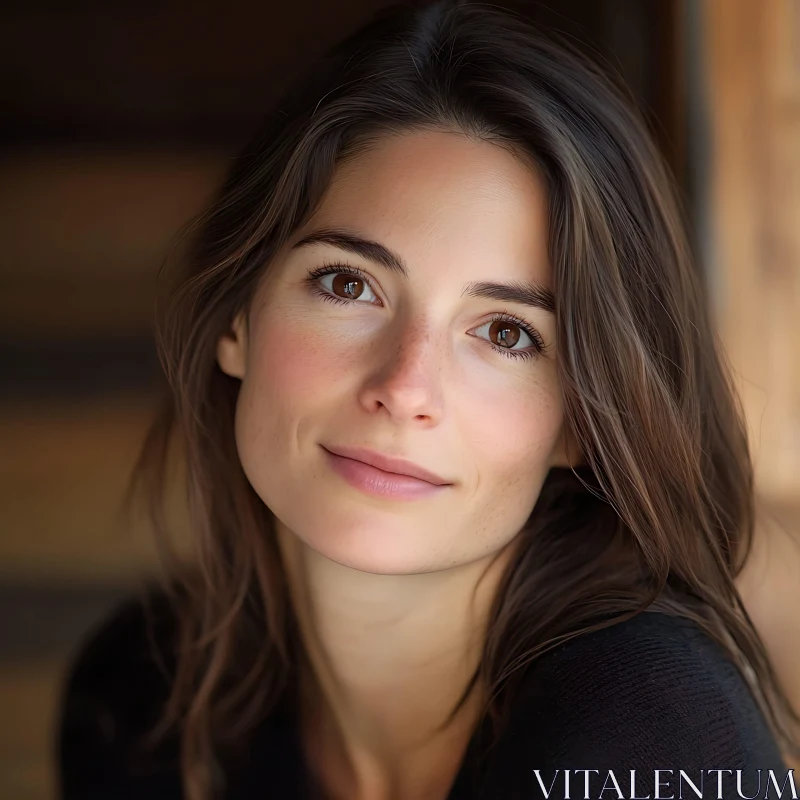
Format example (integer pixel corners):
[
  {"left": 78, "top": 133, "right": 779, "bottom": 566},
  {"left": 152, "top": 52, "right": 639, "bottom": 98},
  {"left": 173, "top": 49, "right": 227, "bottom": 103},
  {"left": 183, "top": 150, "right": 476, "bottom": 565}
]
[
  {"left": 464, "top": 389, "right": 563, "bottom": 552},
  {"left": 234, "top": 311, "right": 365, "bottom": 469},
  {"left": 245, "top": 314, "right": 347, "bottom": 410},
  {"left": 466, "top": 378, "right": 563, "bottom": 503},
  {"left": 233, "top": 315, "right": 348, "bottom": 501}
]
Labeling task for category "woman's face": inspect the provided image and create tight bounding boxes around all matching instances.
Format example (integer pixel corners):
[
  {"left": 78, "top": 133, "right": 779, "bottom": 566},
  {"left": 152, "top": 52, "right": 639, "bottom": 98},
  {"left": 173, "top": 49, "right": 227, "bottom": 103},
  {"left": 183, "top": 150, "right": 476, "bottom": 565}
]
[{"left": 217, "top": 128, "right": 574, "bottom": 574}]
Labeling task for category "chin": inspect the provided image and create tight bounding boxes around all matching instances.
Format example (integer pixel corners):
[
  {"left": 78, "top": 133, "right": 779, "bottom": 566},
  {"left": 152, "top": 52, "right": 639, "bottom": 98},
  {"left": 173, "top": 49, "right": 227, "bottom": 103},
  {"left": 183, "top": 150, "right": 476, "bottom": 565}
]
[
  {"left": 300, "top": 525, "right": 442, "bottom": 575},
  {"left": 265, "top": 480, "right": 467, "bottom": 574}
]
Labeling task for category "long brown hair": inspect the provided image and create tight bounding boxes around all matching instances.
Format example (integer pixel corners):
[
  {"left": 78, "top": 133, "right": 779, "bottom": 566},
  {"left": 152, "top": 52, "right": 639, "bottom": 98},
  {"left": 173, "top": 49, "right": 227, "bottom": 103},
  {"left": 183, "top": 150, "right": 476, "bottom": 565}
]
[{"left": 126, "top": 1, "right": 800, "bottom": 797}]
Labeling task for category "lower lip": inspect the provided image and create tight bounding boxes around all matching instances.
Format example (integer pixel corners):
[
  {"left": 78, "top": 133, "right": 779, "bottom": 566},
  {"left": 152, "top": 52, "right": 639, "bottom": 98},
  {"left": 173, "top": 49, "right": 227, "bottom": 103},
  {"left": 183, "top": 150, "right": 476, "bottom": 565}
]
[{"left": 322, "top": 448, "right": 449, "bottom": 501}]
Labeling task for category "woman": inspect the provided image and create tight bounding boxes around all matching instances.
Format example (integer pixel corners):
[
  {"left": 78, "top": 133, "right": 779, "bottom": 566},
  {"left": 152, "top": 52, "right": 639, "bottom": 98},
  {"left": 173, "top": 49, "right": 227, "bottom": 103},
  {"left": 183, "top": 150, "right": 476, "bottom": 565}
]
[{"left": 57, "top": 2, "right": 800, "bottom": 799}]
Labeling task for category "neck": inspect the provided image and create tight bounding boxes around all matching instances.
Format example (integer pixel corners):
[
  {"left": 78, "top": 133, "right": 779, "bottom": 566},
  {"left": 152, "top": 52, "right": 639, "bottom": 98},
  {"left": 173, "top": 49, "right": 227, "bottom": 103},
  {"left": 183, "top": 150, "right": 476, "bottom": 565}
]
[{"left": 275, "top": 522, "right": 517, "bottom": 800}]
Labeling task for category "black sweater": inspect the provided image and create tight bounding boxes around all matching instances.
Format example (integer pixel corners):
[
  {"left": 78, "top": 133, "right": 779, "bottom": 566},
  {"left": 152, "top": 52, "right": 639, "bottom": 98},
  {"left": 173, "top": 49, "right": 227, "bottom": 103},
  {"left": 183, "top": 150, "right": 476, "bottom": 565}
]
[{"left": 57, "top": 592, "right": 790, "bottom": 800}]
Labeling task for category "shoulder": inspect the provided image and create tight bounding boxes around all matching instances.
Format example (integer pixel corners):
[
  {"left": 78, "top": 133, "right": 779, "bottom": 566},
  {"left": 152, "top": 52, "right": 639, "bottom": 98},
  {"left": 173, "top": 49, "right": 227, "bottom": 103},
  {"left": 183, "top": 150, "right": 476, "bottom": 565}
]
[
  {"left": 476, "top": 611, "right": 788, "bottom": 796},
  {"left": 62, "top": 586, "right": 179, "bottom": 696},
  {"left": 57, "top": 586, "right": 183, "bottom": 798},
  {"left": 520, "top": 608, "right": 749, "bottom": 716}
]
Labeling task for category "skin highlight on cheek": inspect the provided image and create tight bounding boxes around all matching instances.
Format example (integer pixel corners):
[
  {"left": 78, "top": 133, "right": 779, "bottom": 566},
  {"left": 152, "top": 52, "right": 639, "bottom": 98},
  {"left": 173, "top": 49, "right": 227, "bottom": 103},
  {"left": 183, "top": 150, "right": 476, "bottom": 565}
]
[{"left": 250, "top": 305, "right": 346, "bottom": 397}]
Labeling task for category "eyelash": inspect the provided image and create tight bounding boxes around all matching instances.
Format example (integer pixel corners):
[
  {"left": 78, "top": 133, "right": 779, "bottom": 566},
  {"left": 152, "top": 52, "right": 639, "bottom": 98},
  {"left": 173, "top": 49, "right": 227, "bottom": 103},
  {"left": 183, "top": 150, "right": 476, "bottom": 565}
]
[{"left": 301, "top": 261, "right": 547, "bottom": 362}]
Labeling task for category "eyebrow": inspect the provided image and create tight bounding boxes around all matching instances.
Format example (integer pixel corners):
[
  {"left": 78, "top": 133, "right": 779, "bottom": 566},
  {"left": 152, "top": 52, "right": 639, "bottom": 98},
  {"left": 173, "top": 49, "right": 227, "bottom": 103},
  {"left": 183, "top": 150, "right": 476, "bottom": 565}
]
[{"left": 290, "top": 228, "right": 556, "bottom": 314}]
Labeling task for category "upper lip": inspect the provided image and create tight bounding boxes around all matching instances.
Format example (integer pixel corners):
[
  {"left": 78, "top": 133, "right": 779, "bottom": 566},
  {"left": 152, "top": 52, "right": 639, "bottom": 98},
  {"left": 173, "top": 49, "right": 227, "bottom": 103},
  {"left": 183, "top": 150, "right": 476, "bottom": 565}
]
[{"left": 323, "top": 445, "right": 451, "bottom": 486}]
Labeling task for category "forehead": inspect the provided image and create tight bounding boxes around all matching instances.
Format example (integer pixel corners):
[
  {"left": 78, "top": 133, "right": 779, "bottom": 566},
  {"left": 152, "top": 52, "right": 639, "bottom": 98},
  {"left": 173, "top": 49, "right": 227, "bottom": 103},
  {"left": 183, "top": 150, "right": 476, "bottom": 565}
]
[{"left": 301, "top": 129, "right": 552, "bottom": 286}]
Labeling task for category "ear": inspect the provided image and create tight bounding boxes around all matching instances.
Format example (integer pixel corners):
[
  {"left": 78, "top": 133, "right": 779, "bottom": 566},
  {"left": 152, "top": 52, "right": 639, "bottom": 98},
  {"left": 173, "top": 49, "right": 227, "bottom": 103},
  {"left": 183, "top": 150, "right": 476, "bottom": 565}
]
[
  {"left": 551, "top": 423, "right": 584, "bottom": 469},
  {"left": 216, "top": 311, "right": 248, "bottom": 379}
]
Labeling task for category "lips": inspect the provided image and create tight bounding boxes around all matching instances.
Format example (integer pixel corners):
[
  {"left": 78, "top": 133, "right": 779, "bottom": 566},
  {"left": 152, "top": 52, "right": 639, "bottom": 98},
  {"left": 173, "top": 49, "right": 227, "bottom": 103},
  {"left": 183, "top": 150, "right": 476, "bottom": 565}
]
[{"left": 321, "top": 445, "right": 451, "bottom": 486}]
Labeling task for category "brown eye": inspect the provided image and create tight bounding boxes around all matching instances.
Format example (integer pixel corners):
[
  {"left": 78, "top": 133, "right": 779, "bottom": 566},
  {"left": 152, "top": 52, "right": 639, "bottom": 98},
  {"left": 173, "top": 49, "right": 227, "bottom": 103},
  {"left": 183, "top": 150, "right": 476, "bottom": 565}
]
[
  {"left": 488, "top": 319, "right": 521, "bottom": 349},
  {"left": 304, "top": 265, "right": 380, "bottom": 306},
  {"left": 331, "top": 273, "right": 366, "bottom": 300},
  {"left": 472, "top": 313, "right": 545, "bottom": 362}
]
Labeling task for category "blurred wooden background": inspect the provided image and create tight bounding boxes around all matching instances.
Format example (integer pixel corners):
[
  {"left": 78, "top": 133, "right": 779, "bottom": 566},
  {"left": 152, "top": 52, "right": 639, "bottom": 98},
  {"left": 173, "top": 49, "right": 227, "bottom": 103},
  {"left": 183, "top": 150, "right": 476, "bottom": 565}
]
[
  {"left": 707, "top": 0, "right": 800, "bottom": 769},
  {"left": 0, "top": 1, "right": 798, "bottom": 797}
]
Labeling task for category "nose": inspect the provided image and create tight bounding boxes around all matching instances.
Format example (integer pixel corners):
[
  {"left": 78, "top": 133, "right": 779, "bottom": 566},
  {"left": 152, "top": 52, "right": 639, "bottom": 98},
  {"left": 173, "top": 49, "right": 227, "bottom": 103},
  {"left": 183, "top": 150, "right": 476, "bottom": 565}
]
[{"left": 357, "top": 321, "right": 445, "bottom": 424}]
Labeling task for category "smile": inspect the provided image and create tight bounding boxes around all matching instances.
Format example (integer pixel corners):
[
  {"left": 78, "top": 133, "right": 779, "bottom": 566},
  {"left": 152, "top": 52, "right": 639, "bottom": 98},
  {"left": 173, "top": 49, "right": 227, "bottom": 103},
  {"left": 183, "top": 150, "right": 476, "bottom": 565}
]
[{"left": 321, "top": 447, "right": 450, "bottom": 501}]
